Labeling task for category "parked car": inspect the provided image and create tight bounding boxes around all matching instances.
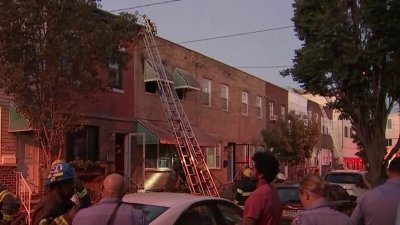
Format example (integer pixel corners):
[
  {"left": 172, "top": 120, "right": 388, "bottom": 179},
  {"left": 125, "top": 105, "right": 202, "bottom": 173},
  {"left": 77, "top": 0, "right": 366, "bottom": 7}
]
[
  {"left": 276, "top": 182, "right": 357, "bottom": 225},
  {"left": 275, "top": 182, "right": 303, "bottom": 225},
  {"left": 122, "top": 192, "right": 243, "bottom": 225},
  {"left": 324, "top": 170, "right": 370, "bottom": 198}
]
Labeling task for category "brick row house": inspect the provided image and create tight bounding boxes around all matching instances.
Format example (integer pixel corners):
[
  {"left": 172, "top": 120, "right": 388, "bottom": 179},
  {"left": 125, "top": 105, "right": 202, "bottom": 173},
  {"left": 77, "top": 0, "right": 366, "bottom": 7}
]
[{"left": 1, "top": 29, "right": 349, "bottom": 196}]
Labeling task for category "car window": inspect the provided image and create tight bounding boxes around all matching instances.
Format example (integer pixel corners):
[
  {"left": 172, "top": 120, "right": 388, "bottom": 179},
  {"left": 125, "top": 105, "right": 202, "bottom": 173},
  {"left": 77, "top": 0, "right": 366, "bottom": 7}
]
[
  {"left": 277, "top": 187, "right": 300, "bottom": 203},
  {"left": 325, "top": 173, "right": 363, "bottom": 184},
  {"left": 175, "top": 204, "right": 218, "bottom": 225},
  {"left": 215, "top": 203, "right": 243, "bottom": 225},
  {"left": 128, "top": 203, "right": 168, "bottom": 223}
]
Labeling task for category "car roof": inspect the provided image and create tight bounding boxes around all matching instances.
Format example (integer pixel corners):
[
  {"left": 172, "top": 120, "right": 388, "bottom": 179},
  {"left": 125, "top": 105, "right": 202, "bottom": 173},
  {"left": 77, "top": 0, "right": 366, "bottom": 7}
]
[
  {"left": 328, "top": 170, "right": 366, "bottom": 174},
  {"left": 275, "top": 182, "right": 299, "bottom": 188},
  {"left": 122, "top": 192, "right": 221, "bottom": 207}
]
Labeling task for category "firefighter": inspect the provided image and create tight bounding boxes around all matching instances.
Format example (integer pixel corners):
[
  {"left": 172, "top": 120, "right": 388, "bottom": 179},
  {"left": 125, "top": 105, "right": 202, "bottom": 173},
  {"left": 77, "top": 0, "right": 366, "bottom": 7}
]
[
  {"left": 0, "top": 183, "right": 19, "bottom": 225},
  {"left": 32, "top": 161, "right": 91, "bottom": 225},
  {"left": 234, "top": 167, "right": 256, "bottom": 206}
]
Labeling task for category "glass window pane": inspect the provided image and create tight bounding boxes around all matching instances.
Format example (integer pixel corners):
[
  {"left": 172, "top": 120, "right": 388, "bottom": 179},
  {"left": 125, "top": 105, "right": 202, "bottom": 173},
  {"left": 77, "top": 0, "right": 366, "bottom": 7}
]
[
  {"left": 216, "top": 203, "right": 243, "bottom": 225},
  {"left": 176, "top": 205, "right": 218, "bottom": 225}
]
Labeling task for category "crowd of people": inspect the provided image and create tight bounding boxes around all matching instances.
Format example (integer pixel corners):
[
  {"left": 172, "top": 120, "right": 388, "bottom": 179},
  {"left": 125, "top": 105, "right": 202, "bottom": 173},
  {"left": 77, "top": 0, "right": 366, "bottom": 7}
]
[{"left": 1, "top": 154, "right": 400, "bottom": 225}]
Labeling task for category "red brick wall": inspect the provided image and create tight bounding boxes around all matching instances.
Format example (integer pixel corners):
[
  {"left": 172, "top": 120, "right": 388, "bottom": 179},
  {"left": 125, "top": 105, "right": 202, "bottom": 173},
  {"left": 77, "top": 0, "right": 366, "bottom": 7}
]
[{"left": 0, "top": 166, "right": 17, "bottom": 193}]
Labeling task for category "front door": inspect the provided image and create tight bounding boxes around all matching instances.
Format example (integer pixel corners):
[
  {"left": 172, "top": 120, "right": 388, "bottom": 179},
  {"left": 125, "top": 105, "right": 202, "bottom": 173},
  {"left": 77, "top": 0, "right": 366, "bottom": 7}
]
[{"left": 16, "top": 134, "right": 39, "bottom": 193}]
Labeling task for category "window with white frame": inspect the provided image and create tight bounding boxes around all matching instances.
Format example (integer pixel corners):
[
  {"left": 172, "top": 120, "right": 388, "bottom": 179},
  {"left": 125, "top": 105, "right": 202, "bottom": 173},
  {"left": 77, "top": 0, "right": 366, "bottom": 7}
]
[
  {"left": 202, "top": 145, "right": 221, "bottom": 169},
  {"left": 241, "top": 91, "right": 248, "bottom": 115},
  {"left": 269, "top": 102, "right": 274, "bottom": 119},
  {"left": 108, "top": 55, "right": 123, "bottom": 90},
  {"left": 256, "top": 96, "right": 262, "bottom": 118},
  {"left": 220, "top": 84, "right": 229, "bottom": 111},
  {"left": 387, "top": 138, "right": 393, "bottom": 146},
  {"left": 202, "top": 79, "right": 211, "bottom": 107}
]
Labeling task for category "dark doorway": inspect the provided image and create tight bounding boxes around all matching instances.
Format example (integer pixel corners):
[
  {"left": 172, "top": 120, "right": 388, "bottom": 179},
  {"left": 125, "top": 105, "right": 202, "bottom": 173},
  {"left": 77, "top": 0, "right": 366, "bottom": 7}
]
[{"left": 115, "top": 133, "right": 125, "bottom": 175}]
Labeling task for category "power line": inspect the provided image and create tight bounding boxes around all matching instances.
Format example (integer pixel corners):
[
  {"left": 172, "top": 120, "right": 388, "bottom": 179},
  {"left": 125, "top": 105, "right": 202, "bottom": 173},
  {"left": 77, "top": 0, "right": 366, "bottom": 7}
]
[
  {"left": 178, "top": 26, "right": 294, "bottom": 44},
  {"left": 109, "top": 0, "right": 183, "bottom": 12}
]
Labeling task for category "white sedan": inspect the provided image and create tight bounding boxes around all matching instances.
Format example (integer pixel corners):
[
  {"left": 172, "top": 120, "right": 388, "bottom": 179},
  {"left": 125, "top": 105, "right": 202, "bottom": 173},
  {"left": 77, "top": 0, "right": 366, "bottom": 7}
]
[{"left": 122, "top": 192, "right": 243, "bottom": 225}]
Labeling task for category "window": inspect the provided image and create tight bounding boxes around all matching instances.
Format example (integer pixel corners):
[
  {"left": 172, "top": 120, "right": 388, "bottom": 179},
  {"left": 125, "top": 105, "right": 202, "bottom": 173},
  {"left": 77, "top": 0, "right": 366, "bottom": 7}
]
[
  {"left": 281, "top": 105, "right": 286, "bottom": 119},
  {"left": 256, "top": 96, "right": 262, "bottom": 118},
  {"left": 387, "top": 139, "right": 393, "bottom": 146},
  {"left": 66, "top": 126, "right": 99, "bottom": 162},
  {"left": 216, "top": 203, "right": 243, "bottom": 225},
  {"left": 241, "top": 91, "right": 248, "bottom": 115},
  {"left": 220, "top": 84, "right": 229, "bottom": 111},
  {"left": 176, "top": 89, "right": 185, "bottom": 100},
  {"left": 269, "top": 102, "right": 274, "bottom": 120},
  {"left": 387, "top": 119, "right": 392, "bottom": 129},
  {"left": 176, "top": 205, "right": 218, "bottom": 225},
  {"left": 202, "top": 79, "right": 211, "bottom": 107},
  {"left": 145, "top": 145, "right": 179, "bottom": 169},
  {"left": 202, "top": 145, "right": 221, "bottom": 169},
  {"left": 145, "top": 82, "right": 158, "bottom": 94},
  {"left": 108, "top": 55, "right": 123, "bottom": 90},
  {"left": 344, "top": 126, "right": 349, "bottom": 138}
]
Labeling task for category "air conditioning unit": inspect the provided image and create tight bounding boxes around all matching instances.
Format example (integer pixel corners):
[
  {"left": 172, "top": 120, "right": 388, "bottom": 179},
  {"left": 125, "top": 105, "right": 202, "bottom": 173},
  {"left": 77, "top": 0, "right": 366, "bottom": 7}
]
[{"left": 270, "top": 114, "right": 278, "bottom": 121}]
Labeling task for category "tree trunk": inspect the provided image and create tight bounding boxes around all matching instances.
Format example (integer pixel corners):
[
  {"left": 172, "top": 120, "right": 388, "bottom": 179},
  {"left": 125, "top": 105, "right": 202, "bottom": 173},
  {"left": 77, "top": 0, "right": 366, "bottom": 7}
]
[{"left": 363, "top": 133, "right": 386, "bottom": 187}]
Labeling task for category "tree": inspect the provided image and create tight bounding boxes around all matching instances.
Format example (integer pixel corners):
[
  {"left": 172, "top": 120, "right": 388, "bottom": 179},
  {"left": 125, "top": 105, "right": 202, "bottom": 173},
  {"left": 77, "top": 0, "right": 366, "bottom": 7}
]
[
  {"left": 0, "top": 1, "right": 138, "bottom": 167},
  {"left": 282, "top": 0, "right": 400, "bottom": 186},
  {"left": 262, "top": 111, "right": 319, "bottom": 166}
]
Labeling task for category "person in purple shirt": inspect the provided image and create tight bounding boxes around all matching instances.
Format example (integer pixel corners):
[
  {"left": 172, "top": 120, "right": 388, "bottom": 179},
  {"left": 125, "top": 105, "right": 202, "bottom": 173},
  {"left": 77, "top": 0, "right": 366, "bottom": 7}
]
[
  {"left": 291, "top": 174, "right": 352, "bottom": 225},
  {"left": 72, "top": 173, "right": 147, "bottom": 225},
  {"left": 351, "top": 157, "right": 400, "bottom": 225}
]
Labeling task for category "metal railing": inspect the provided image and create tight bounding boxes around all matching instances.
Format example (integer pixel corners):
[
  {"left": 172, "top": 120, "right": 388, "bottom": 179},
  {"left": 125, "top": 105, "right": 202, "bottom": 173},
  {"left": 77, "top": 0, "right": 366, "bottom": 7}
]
[{"left": 15, "top": 172, "right": 32, "bottom": 225}]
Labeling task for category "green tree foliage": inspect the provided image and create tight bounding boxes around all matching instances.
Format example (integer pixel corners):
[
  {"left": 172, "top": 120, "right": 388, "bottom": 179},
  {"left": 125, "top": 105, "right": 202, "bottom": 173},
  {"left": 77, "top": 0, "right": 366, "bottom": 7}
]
[
  {"left": 282, "top": 0, "right": 400, "bottom": 186},
  {"left": 262, "top": 111, "right": 319, "bottom": 165},
  {"left": 0, "top": 1, "right": 138, "bottom": 167}
]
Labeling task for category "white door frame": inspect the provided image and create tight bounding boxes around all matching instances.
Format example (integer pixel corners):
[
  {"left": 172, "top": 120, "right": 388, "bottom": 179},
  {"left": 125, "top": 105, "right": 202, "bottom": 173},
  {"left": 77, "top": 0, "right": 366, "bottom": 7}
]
[{"left": 124, "top": 132, "right": 146, "bottom": 191}]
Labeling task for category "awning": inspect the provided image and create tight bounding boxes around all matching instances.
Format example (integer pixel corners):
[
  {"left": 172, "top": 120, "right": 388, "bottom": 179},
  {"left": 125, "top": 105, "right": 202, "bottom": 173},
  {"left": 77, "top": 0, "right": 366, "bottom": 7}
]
[
  {"left": 137, "top": 119, "right": 216, "bottom": 146},
  {"left": 173, "top": 67, "right": 201, "bottom": 91},
  {"left": 144, "top": 59, "right": 174, "bottom": 83},
  {"left": 9, "top": 102, "right": 31, "bottom": 132}
]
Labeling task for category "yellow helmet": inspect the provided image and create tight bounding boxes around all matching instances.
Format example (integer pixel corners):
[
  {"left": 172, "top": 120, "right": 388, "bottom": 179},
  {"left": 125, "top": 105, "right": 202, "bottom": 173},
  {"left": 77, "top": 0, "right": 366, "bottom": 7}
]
[{"left": 242, "top": 167, "right": 252, "bottom": 177}]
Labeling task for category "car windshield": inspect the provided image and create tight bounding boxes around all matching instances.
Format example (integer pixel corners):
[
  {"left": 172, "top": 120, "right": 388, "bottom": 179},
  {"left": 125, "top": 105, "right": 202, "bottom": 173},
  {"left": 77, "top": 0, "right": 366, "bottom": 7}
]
[
  {"left": 277, "top": 187, "right": 300, "bottom": 203},
  {"left": 128, "top": 203, "right": 169, "bottom": 223},
  {"left": 325, "top": 173, "right": 363, "bottom": 184}
]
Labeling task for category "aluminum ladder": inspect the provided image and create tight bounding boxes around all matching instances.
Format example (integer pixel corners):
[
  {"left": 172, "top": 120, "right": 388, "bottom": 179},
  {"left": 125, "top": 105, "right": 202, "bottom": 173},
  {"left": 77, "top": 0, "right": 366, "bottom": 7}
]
[
  {"left": 319, "top": 105, "right": 348, "bottom": 170},
  {"left": 139, "top": 15, "right": 219, "bottom": 197}
]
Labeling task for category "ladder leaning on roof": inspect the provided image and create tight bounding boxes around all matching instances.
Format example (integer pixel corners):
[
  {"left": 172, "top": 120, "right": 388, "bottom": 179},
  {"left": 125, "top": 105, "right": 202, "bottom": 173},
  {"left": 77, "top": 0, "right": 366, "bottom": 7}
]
[
  {"left": 319, "top": 105, "right": 348, "bottom": 170},
  {"left": 137, "top": 15, "right": 219, "bottom": 197}
]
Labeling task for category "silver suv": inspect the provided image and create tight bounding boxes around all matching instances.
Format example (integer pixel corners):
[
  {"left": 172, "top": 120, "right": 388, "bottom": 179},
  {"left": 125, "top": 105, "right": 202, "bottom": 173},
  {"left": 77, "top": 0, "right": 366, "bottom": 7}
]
[{"left": 324, "top": 170, "right": 371, "bottom": 199}]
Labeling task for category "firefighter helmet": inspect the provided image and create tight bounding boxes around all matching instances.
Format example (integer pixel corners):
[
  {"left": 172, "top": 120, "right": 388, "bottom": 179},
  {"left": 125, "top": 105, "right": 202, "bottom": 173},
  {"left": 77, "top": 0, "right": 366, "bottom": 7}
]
[
  {"left": 242, "top": 167, "right": 252, "bottom": 178},
  {"left": 45, "top": 162, "right": 75, "bottom": 187}
]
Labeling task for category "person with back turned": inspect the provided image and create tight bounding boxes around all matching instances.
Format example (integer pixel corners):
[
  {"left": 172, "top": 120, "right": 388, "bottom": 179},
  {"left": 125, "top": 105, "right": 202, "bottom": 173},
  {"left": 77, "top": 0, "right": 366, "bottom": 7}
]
[{"left": 72, "top": 173, "right": 147, "bottom": 225}]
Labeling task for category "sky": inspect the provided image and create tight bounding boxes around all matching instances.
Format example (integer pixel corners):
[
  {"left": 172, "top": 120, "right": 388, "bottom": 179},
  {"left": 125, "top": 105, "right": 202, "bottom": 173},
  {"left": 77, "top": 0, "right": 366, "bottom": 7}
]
[{"left": 100, "top": 0, "right": 302, "bottom": 89}]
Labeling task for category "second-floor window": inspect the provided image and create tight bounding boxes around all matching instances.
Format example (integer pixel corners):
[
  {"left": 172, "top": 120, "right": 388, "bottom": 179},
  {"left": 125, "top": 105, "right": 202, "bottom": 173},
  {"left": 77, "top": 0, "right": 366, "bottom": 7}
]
[
  {"left": 108, "top": 55, "right": 123, "bottom": 90},
  {"left": 241, "top": 91, "right": 248, "bottom": 115},
  {"left": 220, "top": 84, "right": 229, "bottom": 111},
  {"left": 256, "top": 96, "right": 262, "bottom": 118},
  {"left": 344, "top": 126, "right": 349, "bottom": 138},
  {"left": 202, "top": 79, "right": 211, "bottom": 107},
  {"left": 269, "top": 102, "right": 274, "bottom": 120}
]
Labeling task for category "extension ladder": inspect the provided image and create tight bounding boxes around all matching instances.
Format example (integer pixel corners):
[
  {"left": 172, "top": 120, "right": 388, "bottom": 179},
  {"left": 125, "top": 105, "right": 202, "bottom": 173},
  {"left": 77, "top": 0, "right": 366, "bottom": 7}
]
[
  {"left": 138, "top": 15, "right": 219, "bottom": 197},
  {"left": 319, "top": 105, "right": 348, "bottom": 170}
]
